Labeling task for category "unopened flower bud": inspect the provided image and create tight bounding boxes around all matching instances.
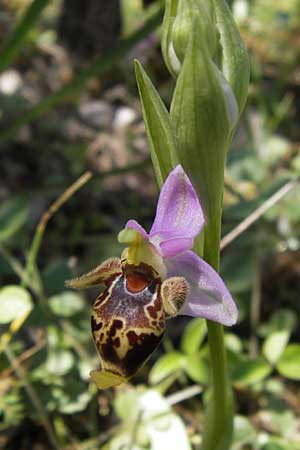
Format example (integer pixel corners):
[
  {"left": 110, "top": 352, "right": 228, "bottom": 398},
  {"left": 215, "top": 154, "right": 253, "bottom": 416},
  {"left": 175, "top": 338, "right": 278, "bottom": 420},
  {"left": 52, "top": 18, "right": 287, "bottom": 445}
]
[
  {"left": 162, "top": 0, "right": 249, "bottom": 116},
  {"left": 162, "top": 0, "right": 217, "bottom": 77}
]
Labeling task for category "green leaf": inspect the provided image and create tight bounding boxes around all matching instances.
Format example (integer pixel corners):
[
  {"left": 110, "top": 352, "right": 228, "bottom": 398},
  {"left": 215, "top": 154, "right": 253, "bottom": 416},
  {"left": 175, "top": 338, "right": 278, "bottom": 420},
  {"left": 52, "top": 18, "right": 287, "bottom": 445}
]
[
  {"left": 149, "top": 351, "right": 185, "bottom": 384},
  {"left": 49, "top": 291, "right": 85, "bottom": 317},
  {"left": 262, "top": 309, "right": 296, "bottom": 365},
  {"left": 181, "top": 318, "right": 206, "bottom": 355},
  {"left": 134, "top": 60, "right": 178, "bottom": 186},
  {"left": 276, "top": 344, "right": 300, "bottom": 380},
  {"left": 184, "top": 353, "right": 209, "bottom": 385},
  {"left": 0, "top": 285, "right": 32, "bottom": 324},
  {"left": 259, "top": 309, "right": 297, "bottom": 338},
  {"left": 231, "top": 356, "right": 272, "bottom": 386},
  {"left": 261, "top": 439, "right": 294, "bottom": 450},
  {"left": 261, "top": 444, "right": 286, "bottom": 450},
  {"left": 0, "top": 198, "right": 28, "bottom": 243},
  {"left": 263, "top": 332, "right": 291, "bottom": 366},
  {"left": 0, "top": 388, "right": 24, "bottom": 430},
  {"left": 225, "top": 333, "right": 243, "bottom": 353},
  {"left": 42, "top": 258, "right": 72, "bottom": 295},
  {"left": 232, "top": 415, "right": 257, "bottom": 450},
  {"left": 45, "top": 350, "right": 74, "bottom": 376},
  {"left": 51, "top": 382, "right": 91, "bottom": 414},
  {"left": 268, "top": 410, "right": 297, "bottom": 440}
]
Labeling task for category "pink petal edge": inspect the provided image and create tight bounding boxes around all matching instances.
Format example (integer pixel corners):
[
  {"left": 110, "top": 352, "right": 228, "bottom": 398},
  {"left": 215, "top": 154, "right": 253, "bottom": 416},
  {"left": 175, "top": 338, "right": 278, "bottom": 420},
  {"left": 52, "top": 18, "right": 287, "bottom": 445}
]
[
  {"left": 166, "top": 251, "right": 238, "bottom": 326},
  {"left": 125, "top": 220, "right": 149, "bottom": 240}
]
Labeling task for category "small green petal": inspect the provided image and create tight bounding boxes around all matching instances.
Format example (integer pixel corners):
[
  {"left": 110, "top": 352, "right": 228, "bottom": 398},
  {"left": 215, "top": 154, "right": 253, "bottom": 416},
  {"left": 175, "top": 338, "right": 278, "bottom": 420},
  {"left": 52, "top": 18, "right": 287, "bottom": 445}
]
[{"left": 118, "top": 228, "right": 166, "bottom": 279}]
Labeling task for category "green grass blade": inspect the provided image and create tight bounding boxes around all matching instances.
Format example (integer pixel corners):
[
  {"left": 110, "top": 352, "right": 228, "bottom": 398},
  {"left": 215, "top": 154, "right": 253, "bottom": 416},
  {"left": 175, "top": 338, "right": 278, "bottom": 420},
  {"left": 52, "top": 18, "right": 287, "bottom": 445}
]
[
  {"left": 0, "top": 0, "right": 51, "bottom": 73},
  {"left": 0, "top": 6, "right": 163, "bottom": 146}
]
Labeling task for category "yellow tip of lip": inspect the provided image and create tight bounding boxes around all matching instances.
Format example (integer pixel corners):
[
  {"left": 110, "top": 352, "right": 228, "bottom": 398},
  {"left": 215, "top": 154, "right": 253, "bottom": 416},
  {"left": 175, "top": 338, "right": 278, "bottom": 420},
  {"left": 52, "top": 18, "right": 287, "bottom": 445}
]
[{"left": 90, "top": 370, "right": 128, "bottom": 389}]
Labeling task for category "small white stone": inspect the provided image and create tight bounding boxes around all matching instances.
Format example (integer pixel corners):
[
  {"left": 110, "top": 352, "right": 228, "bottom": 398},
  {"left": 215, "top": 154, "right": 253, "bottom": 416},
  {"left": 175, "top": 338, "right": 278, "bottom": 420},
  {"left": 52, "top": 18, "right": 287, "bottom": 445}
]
[
  {"left": 0, "top": 70, "right": 22, "bottom": 95},
  {"left": 113, "top": 106, "right": 136, "bottom": 129},
  {"left": 78, "top": 100, "right": 113, "bottom": 129},
  {"left": 287, "top": 237, "right": 300, "bottom": 251}
]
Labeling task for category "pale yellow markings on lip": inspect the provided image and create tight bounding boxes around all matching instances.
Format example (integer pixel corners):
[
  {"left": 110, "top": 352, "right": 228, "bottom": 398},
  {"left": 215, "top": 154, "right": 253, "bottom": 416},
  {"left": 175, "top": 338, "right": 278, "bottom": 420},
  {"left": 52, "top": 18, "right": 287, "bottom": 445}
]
[
  {"left": 114, "top": 338, "right": 128, "bottom": 360},
  {"left": 144, "top": 290, "right": 165, "bottom": 327},
  {"left": 94, "top": 283, "right": 164, "bottom": 361},
  {"left": 103, "top": 308, "right": 161, "bottom": 361},
  {"left": 93, "top": 281, "right": 114, "bottom": 311},
  {"left": 113, "top": 324, "right": 128, "bottom": 360},
  {"left": 99, "top": 357, "right": 124, "bottom": 377},
  {"left": 174, "top": 171, "right": 187, "bottom": 228},
  {"left": 114, "top": 319, "right": 163, "bottom": 360}
]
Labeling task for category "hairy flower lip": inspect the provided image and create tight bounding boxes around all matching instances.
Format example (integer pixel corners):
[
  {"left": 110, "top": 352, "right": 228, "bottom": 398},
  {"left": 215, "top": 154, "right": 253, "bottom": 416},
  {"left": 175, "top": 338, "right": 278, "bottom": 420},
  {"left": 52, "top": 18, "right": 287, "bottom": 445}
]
[{"left": 122, "top": 165, "right": 238, "bottom": 326}]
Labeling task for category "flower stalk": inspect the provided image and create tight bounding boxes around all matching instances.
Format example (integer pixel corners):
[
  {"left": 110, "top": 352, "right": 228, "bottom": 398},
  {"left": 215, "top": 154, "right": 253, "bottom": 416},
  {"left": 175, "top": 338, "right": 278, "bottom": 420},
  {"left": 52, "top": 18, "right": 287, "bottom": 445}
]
[
  {"left": 202, "top": 226, "right": 233, "bottom": 450},
  {"left": 135, "top": 1, "right": 249, "bottom": 449}
]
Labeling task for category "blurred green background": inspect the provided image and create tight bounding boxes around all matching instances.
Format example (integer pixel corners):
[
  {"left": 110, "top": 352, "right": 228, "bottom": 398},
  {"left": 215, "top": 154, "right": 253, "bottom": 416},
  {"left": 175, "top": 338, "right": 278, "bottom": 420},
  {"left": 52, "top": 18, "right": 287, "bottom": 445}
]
[{"left": 0, "top": 1, "right": 300, "bottom": 449}]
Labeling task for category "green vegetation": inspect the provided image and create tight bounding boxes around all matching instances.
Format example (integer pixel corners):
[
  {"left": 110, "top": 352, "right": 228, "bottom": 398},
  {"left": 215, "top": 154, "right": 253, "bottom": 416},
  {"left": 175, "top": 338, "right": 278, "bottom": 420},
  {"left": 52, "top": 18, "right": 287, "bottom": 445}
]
[{"left": 0, "top": 0, "right": 300, "bottom": 449}]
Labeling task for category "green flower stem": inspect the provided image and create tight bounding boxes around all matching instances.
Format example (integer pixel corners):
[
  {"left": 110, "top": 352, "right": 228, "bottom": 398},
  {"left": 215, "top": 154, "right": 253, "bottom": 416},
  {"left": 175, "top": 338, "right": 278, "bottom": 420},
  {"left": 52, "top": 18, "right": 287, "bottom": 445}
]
[
  {"left": 201, "top": 226, "right": 233, "bottom": 450},
  {"left": 203, "top": 322, "right": 233, "bottom": 450}
]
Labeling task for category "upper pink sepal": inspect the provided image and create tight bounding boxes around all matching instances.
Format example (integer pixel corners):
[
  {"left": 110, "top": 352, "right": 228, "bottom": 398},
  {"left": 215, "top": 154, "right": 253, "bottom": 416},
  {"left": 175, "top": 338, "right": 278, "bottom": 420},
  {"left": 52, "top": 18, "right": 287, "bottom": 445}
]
[{"left": 149, "top": 165, "right": 205, "bottom": 257}]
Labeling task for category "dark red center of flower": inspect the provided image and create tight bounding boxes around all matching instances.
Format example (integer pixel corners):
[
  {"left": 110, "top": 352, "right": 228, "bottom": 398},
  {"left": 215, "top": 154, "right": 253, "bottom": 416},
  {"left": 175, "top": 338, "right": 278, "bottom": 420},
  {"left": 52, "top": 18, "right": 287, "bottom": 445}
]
[{"left": 125, "top": 271, "right": 151, "bottom": 293}]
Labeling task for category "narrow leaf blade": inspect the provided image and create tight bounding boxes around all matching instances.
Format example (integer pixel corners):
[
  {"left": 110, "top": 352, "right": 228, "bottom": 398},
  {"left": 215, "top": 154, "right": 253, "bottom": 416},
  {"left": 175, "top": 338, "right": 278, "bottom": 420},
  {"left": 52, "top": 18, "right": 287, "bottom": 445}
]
[{"left": 135, "top": 59, "right": 178, "bottom": 185}]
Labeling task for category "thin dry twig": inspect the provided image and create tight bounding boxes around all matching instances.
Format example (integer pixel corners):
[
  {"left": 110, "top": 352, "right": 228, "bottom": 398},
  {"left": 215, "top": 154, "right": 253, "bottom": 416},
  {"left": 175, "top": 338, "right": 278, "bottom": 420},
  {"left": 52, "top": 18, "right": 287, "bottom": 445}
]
[
  {"left": 4, "top": 343, "right": 60, "bottom": 450},
  {"left": 23, "top": 170, "right": 93, "bottom": 288},
  {"left": 0, "top": 339, "right": 46, "bottom": 378},
  {"left": 221, "top": 178, "right": 299, "bottom": 250},
  {"left": 0, "top": 245, "right": 25, "bottom": 279},
  {"left": 0, "top": 307, "right": 33, "bottom": 354},
  {"left": 166, "top": 385, "right": 202, "bottom": 406},
  {"left": 22, "top": 159, "right": 151, "bottom": 289}
]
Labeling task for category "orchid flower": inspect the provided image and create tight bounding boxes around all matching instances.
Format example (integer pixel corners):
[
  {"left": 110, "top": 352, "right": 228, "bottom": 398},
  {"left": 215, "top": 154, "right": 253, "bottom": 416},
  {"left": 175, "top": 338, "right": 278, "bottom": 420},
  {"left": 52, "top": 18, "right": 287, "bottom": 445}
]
[
  {"left": 123, "top": 165, "right": 237, "bottom": 325},
  {"left": 66, "top": 165, "right": 237, "bottom": 389}
]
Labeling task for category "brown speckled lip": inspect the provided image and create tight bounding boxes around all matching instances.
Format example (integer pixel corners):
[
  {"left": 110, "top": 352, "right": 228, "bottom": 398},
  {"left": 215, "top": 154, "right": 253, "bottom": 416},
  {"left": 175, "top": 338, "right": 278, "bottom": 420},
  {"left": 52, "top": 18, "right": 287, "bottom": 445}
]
[{"left": 91, "top": 263, "right": 165, "bottom": 378}]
